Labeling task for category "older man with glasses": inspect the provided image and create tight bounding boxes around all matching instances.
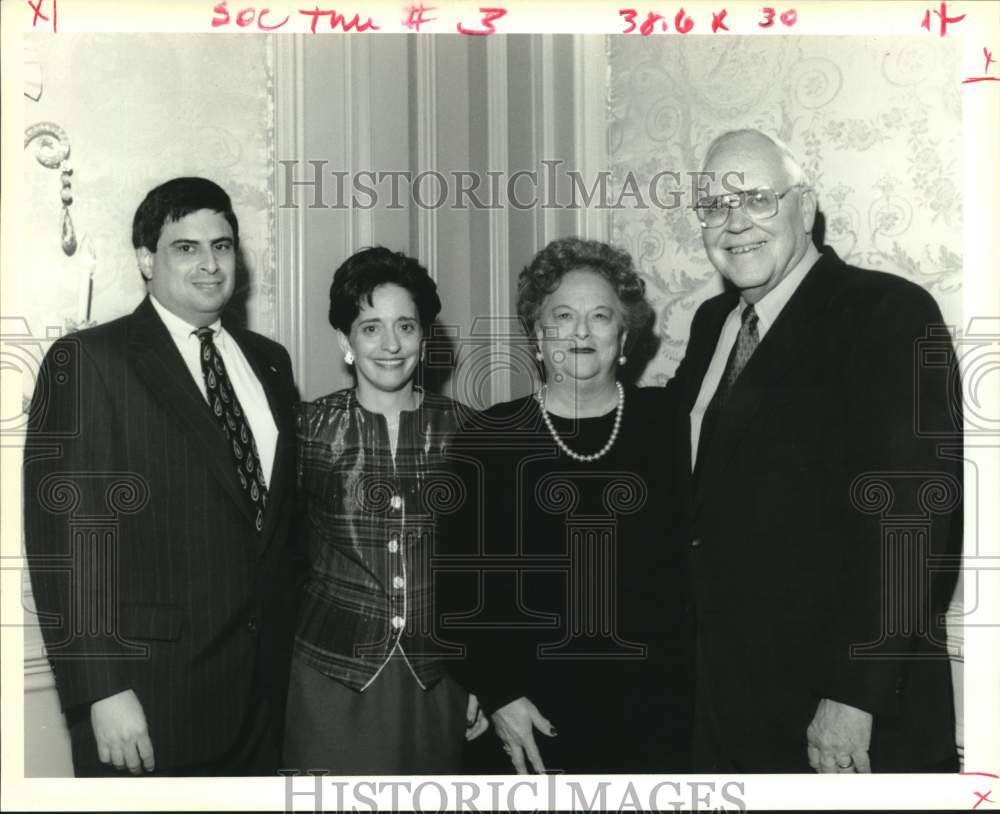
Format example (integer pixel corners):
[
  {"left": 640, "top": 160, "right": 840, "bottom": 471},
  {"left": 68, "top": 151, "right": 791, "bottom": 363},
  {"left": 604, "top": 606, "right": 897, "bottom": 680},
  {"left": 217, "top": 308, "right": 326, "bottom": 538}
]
[{"left": 667, "top": 129, "right": 962, "bottom": 773}]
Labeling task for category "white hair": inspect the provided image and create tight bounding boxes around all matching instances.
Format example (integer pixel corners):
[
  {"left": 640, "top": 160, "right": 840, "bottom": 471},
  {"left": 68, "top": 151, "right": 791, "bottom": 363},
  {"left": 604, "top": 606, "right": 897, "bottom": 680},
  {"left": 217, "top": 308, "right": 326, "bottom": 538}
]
[{"left": 703, "top": 129, "right": 807, "bottom": 188}]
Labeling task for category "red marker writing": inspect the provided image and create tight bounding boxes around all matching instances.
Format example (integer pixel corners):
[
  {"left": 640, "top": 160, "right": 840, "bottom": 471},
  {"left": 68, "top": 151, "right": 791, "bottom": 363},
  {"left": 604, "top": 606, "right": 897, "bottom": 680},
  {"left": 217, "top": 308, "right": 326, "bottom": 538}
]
[
  {"left": 962, "top": 47, "right": 1000, "bottom": 84},
  {"left": 456, "top": 6, "right": 507, "bottom": 35},
  {"left": 212, "top": 2, "right": 289, "bottom": 30},
  {"left": 27, "top": 0, "right": 56, "bottom": 32},
  {"left": 921, "top": 1, "right": 965, "bottom": 37},
  {"left": 711, "top": 9, "right": 729, "bottom": 33},
  {"left": 403, "top": 3, "right": 436, "bottom": 31},
  {"left": 298, "top": 6, "right": 380, "bottom": 33}
]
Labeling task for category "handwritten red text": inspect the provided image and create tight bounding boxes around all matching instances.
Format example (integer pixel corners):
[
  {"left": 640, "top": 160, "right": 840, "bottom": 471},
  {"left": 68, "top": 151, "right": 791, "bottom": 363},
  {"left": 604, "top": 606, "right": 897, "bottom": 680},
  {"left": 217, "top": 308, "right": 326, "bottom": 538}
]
[
  {"left": 620, "top": 6, "right": 797, "bottom": 34},
  {"left": 456, "top": 6, "right": 507, "bottom": 35},
  {"left": 298, "top": 6, "right": 380, "bottom": 32},
  {"left": 961, "top": 772, "right": 998, "bottom": 810},
  {"left": 962, "top": 47, "right": 1000, "bottom": 85},
  {"left": 921, "top": 1, "right": 965, "bottom": 37},
  {"left": 212, "top": 1, "right": 289, "bottom": 29},
  {"left": 758, "top": 6, "right": 796, "bottom": 27},
  {"left": 403, "top": 3, "right": 436, "bottom": 31},
  {"left": 27, "top": 0, "right": 57, "bottom": 32}
]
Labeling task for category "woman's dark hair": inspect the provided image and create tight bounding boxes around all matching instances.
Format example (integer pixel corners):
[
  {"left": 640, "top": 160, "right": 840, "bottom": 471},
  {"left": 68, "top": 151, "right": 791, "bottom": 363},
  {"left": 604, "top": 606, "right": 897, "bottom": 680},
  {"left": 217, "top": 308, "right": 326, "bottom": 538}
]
[
  {"left": 516, "top": 237, "right": 653, "bottom": 348},
  {"left": 132, "top": 177, "right": 239, "bottom": 252},
  {"left": 329, "top": 247, "right": 441, "bottom": 333}
]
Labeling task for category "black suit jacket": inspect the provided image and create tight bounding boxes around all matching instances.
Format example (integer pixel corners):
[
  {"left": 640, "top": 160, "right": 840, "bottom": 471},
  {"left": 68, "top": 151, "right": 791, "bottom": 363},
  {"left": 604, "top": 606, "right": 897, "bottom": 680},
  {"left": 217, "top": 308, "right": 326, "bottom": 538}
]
[
  {"left": 669, "top": 248, "right": 962, "bottom": 771},
  {"left": 23, "top": 297, "right": 301, "bottom": 771}
]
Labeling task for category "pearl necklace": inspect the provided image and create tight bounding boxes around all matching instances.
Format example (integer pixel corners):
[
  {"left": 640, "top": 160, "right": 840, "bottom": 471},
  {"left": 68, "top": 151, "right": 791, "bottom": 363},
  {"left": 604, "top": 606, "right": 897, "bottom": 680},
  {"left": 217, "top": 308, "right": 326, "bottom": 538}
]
[{"left": 536, "top": 381, "right": 625, "bottom": 462}]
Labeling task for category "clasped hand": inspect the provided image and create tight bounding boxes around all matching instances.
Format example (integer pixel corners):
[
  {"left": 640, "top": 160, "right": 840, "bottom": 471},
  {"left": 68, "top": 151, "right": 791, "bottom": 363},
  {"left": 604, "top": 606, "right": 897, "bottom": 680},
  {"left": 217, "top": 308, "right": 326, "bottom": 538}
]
[
  {"left": 491, "top": 696, "right": 557, "bottom": 774},
  {"left": 465, "top": 693, "right": 489, "bottom": 741}
]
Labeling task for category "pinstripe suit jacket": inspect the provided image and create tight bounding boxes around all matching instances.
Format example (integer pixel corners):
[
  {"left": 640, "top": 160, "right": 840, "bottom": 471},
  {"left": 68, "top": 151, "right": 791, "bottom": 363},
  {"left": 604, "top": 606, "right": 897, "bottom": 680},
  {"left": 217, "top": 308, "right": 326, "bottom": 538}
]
[{"left": 23, "top": 296, "right": 301, "bottom": 771}]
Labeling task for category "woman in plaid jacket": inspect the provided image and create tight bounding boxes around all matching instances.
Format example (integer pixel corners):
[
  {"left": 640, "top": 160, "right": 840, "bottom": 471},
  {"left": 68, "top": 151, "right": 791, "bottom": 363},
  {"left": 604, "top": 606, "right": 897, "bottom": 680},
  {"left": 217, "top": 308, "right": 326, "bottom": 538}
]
[{"left": 283, "top": 247, "right": 486, "bottom": 774}]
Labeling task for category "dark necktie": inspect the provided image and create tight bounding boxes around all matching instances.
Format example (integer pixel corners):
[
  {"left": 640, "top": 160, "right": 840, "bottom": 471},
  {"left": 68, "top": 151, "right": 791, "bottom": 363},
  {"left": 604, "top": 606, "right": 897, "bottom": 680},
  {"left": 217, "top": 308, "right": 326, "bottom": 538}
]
[
  {"left": 195, "top": 327, "right": 268, "bottom": 532},
  {"left": 696, "top": 304, "right": 759, "bottom": 472}
]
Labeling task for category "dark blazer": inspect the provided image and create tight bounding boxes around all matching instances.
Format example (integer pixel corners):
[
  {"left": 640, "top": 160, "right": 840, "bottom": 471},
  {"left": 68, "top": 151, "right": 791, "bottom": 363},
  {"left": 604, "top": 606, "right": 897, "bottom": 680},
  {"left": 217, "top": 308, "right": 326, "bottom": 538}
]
[
  {"left": 23, "top": 297, "right": 301, "bottom": 772},
  {"left": 669, "top": 248, "right": 962, "bottom": 772}
]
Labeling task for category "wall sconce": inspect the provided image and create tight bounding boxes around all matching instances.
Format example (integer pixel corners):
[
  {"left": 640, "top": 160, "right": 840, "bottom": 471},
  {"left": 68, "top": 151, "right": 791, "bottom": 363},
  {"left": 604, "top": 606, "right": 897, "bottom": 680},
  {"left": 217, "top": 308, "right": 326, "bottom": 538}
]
[{"left": 24, "top": 121, "right": 76, "bottom": 257}]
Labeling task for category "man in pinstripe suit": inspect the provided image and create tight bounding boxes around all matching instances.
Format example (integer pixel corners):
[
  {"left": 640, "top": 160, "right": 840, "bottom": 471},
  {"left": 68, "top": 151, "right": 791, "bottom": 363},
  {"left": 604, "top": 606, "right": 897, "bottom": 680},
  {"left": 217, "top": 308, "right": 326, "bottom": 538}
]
[{"left": 24, "top": 178, "right": 301, "bottom": 776}]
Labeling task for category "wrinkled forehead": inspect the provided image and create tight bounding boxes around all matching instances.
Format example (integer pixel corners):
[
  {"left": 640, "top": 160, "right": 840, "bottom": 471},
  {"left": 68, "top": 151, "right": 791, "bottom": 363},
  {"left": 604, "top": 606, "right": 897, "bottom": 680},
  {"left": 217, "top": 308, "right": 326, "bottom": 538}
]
[{"left": 701, "top": 139, "right": 792, "bottom": 193}]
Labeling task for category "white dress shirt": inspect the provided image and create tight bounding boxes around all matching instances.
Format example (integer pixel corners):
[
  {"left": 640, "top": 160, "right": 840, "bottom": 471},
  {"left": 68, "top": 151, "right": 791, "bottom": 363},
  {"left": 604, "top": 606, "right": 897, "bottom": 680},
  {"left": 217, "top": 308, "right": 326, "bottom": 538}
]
[
  {"left": 150, "top": 296, "right": 278, "bottom": 486},
  {"left": 689, "top": 244, "right": 822, "bottom": 469}
]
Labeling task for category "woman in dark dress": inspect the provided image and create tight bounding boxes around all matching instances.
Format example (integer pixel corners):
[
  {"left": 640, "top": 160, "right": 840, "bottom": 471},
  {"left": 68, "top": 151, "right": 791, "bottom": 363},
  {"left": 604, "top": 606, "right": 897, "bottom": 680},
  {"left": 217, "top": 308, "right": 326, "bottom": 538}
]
[
  {"left": 440, "top": 237, "right": 693, "bottom": 774},
  {"left": 283, "top": 248, "right": 487, "bottom": 774}
]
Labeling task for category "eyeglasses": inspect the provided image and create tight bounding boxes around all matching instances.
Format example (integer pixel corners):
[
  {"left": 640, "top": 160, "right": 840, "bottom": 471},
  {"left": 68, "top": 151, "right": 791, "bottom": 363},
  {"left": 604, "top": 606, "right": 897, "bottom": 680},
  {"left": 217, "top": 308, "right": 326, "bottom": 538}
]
[{"left": 695, "top": 185, "right": 805, "bottom": 228}]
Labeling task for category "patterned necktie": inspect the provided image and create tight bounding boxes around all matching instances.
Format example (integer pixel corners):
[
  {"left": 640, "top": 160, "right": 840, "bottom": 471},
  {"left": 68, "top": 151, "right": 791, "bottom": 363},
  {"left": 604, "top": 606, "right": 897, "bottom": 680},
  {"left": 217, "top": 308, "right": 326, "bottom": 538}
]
[
  {"left": 696, "top": 304, "right": 759, "bottom": 471},
  {"left": 195, "top": 327, "right": 268, "bottom": 532}
]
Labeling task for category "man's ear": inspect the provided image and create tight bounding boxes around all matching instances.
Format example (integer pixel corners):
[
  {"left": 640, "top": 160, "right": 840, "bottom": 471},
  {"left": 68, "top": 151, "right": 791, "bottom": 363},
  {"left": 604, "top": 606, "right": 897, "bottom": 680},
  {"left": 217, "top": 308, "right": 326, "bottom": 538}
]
[
  {"left": 136, "top": 248, "right": 154, "bottom": 282},
  {"left": 800, "top": 187, "right": 818, "bottom": 235}
]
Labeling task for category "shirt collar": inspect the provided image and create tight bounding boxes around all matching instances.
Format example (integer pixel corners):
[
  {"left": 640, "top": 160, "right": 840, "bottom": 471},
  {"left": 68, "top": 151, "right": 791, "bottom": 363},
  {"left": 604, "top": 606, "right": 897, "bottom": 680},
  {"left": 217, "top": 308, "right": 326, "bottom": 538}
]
[
  {"left": 149, "top": 294, "right": 224, "bottom": 345},
  {"left": 740, "top": 242, "right": 822, "bottom": 333}
]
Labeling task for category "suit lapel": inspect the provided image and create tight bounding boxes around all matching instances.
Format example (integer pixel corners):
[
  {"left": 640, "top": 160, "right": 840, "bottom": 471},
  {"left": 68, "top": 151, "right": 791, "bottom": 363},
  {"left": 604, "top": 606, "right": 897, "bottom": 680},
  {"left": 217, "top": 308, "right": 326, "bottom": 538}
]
[
  {"left": 694, "top": 253, "right": 841, "bottom": 500},
  {"left": 127, "top": 298, "right": 258, "bottom": 529}
]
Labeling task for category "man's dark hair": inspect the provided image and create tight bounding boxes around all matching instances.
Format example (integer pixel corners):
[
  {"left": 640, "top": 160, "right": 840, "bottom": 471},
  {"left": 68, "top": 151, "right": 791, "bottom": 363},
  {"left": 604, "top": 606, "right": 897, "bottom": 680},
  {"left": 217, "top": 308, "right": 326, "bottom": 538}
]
[{"left": 132, "top": 177, "right": 239, "bottom": 252}]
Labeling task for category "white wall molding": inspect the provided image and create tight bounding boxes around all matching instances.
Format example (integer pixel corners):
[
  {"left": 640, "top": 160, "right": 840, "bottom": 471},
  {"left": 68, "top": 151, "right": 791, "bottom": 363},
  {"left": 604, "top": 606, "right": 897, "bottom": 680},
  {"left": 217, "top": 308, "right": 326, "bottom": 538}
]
[
  {"left": 273, "top": 35, "right": 307, "bottom": 394},
  {"left": 947, "top": 594, "right": 965, "bottom": 758},
  {"left": 24, "top": 656, "right": 56, "bottom": 691},
  {"left": 487, "top": 36, "right": 511, "bottom": 404},
  {"left": 347, "top": 37, "right": 374, "bottom": 251},
  {"left": 532, "top": 35, "right": 557, "bottom": 250},
  {"left": 573, "top": 35, "right": 609, "bottom": 243},
  {"left": 415, "top": 37, "right": 439, "bottom": 280}
]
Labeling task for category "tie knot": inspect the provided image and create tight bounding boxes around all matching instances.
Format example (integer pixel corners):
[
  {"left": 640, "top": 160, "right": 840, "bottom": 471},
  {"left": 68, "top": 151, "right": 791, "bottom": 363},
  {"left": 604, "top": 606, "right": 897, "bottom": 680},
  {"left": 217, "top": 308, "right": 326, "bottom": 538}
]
[
  {"left": 741, "top": 304, "right": 757, "bottom": 327},
  {"left": 195, "top": 327, "right": 215, "bottom": 344}
]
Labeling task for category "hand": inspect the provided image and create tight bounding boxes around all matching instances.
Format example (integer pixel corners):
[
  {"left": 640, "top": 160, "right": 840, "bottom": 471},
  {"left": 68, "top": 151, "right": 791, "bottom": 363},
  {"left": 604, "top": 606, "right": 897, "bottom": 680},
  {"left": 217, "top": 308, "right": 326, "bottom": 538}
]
[
  {"left": 490, "top": 697, "right": 556, "bottom": 774},
  {"left": 90, "top": 689, "right": 155, "bottom": 774},
  {"left": 465, "top": 693, "right": 489, "bottom": 741},
  {"left": 806, "top": 698, "right": 872, "bottom": 773}
]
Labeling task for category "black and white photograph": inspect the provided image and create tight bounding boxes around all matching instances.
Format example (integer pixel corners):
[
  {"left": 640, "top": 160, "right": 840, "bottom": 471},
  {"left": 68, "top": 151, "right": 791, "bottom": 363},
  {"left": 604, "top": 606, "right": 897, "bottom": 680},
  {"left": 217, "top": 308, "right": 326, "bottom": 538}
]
[{"left": 3, "top": 0, "right": 998, "bottom": 810}]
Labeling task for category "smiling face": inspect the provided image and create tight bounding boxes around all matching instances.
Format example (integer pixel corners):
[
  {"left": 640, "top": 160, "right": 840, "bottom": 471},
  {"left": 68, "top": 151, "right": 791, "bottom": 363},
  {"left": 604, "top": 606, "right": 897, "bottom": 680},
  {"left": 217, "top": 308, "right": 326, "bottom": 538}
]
[
  {"left": 700, "top": 133, "right": 816, "bottom": 304},
  {"left": 337, "top": 283, "right": 422, "bottom": 399},
  {"left": 137, "top": 208, "right": 236, "bottom": 327},
  {"left": 535, "top": 268, "right": 626, "bottom": 388}
]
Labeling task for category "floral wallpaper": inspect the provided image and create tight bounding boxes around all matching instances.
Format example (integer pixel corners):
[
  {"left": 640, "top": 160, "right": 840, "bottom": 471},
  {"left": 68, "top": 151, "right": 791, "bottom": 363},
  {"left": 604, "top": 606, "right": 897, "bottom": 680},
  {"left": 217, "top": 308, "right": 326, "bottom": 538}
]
[
  {"left": 607, "top": 36, "right": 963, "bottom": 384},
  {"left": 18, "top": 33, "right": 276, "bottom": 384}
]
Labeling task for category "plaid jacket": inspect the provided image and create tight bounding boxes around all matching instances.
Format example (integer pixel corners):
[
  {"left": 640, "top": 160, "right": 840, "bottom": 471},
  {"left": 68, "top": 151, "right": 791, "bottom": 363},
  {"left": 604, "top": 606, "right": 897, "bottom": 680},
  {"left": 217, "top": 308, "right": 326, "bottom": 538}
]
[{"left": 293, "top": 388, "right": 461, "bottom": 691}]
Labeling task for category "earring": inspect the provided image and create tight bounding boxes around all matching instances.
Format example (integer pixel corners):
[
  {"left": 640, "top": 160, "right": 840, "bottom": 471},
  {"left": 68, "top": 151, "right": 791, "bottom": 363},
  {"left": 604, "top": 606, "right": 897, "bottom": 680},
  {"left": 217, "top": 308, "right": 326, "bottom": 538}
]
[
  {"left": 344, "top": 350, "right": 354, "bottom": 365},
  {"left": 618, "top": 354, "right": 627, "bottom": 366},
  {"left": 535, "top": 350, "right": 544, "bottom": 362}
]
